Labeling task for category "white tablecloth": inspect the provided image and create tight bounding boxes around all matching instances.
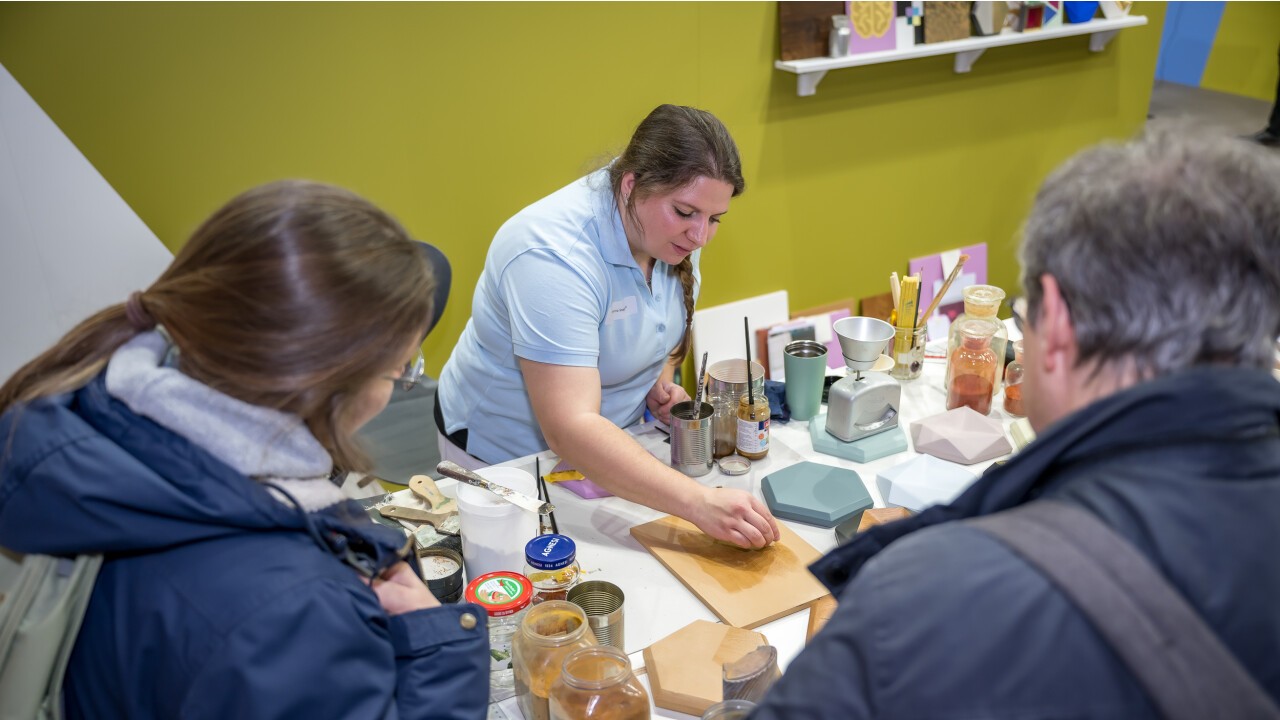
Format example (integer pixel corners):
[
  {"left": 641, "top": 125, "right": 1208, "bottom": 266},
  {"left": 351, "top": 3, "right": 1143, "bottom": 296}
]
[{"left": 387, "top": 358, "right": 1022, "bottom": 719}]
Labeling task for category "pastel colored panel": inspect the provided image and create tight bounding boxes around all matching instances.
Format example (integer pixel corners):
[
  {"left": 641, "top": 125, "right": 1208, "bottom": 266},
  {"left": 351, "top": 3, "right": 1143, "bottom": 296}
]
[{"left": 849, "top": 1, "right": 898, "bottom": 54}]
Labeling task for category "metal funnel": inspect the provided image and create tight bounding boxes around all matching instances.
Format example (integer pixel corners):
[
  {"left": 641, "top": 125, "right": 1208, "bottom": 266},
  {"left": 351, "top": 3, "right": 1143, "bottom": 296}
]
[{"left": 833, "top": 317, "right": 894, "bottom": 372}]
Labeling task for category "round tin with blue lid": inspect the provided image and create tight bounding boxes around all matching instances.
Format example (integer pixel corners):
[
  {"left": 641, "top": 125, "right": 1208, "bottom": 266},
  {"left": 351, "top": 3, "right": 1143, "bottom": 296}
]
[{"left": 524, "top": 534, "right": 577, "bottom": 570}]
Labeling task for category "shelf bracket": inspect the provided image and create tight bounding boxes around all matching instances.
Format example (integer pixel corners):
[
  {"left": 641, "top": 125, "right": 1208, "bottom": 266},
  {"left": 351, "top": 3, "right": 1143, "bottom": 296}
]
[
  {"left": 796, "top": 70, "right": 828, "bottom": 97},
  {"left": 1089, "top": 29, "right": 1120, "bottom": 52},
  {"left": 954, "top": 49, "right": 985, "bottom": 73}
]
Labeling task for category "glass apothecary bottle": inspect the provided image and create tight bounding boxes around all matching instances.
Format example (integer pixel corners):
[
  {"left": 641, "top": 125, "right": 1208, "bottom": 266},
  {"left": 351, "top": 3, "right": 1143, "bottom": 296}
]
[
  {"left": 944, "top": 285, "right": 1007, "bottom": 393},
  {"left": 524, "top": 534, "right": 581, "bottom": 604},
  {"left": 513, "top": 600, "right": 598, "bottom": 720},
  {"left": 548, "top": 646, "right": 651, "bottom": 720},
  {"left": 1003, "top": 340, "right": 1026, "bottom": 417},
  {"left": 946, "top": 318, "right": 998, "bottom": 415},
  {"left": 735, "top": 393, "right": 770, "bottom": 460}
]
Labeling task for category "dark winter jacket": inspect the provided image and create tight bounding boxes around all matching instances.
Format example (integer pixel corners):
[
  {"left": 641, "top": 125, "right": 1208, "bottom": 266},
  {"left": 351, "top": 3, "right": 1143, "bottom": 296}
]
[
  {"left": 0, "top": 373, "right": 490, "bottom": 719},
  {"left": 753, "top": 367, "right": 1280, "bottom": 719}
]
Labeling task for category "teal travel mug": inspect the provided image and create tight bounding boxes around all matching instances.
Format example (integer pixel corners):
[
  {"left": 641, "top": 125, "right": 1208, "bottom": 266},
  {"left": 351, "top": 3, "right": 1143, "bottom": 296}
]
[{"left": 783, "top": 340, "right": 828, "bottom": 421}]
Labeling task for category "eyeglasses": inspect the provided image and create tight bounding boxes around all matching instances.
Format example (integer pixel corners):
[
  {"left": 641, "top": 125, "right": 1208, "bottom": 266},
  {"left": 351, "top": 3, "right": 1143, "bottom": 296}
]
[
  {"left": 385, "top": 350, "right": 425, "bottom": 391},
  {"left": 1009, "top": 297, "right": 1028, "bottom": 335}
]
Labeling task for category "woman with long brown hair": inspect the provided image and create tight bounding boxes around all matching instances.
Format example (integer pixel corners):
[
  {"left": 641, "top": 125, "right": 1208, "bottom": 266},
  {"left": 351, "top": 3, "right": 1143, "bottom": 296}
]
[
  {"left": 435, "top": 104, "right": 778, "bottom": 549},
  {"left": 0, "top": 181, "right": 489, "bottom": 718}
]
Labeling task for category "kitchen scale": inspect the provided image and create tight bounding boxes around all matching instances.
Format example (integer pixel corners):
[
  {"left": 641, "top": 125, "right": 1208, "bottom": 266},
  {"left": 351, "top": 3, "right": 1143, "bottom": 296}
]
[{"left": 809, "top": 317, "right": 908, "bottom": 462}]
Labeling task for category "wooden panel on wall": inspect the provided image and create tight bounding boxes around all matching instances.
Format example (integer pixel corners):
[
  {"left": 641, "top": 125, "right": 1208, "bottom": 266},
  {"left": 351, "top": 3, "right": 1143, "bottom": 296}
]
[{"left": 779, "top": 1, "right": 846, "bottom": 60}]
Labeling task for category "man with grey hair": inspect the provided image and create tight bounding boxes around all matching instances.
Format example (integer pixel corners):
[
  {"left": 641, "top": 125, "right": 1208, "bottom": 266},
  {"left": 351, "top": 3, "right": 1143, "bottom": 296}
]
[{"left": 751, "top": 127, "right": 1280, "bottom": 719}]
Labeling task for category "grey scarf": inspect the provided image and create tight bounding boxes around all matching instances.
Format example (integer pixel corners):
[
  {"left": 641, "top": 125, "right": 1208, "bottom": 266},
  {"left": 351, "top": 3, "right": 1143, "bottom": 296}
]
[{"left": 104, "top": 331, "right": 347, "bottom": 512}]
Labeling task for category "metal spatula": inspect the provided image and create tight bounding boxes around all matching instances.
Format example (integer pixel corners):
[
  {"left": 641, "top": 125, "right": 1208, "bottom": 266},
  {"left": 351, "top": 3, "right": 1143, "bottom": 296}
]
[{"left": 436, "top": 461, "right": 555, "bottom": 516}]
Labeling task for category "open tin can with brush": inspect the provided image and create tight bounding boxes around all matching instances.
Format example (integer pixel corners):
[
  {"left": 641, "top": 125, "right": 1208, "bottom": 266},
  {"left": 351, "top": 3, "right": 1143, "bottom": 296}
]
[
  {"left": 417, "top": 546, "right": 465, "bottom": 604},
  {"left": 670, "top": 400, "right": 714, "bottom": 477}
]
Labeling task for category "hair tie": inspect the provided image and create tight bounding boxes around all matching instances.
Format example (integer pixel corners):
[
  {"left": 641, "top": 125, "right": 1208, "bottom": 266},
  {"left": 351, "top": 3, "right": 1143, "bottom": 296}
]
[{"left": 124, "top": 291, "right": 156, "bottom": 330}]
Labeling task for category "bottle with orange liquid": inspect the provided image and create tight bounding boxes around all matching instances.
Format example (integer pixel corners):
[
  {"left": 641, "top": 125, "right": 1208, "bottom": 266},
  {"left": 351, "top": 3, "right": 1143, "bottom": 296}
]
[
  {"left": 1002, "top": 340, "right": 1026, "bottom": 417},
  {"left": 946, "top": 318, "right": 998, "bottom": 415},
  {"left": 943, "top": 285, "right": 1007, "bottom": 393}
]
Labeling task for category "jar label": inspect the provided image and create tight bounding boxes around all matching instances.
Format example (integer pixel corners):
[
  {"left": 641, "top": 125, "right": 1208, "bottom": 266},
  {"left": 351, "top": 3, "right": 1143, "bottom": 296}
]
[
  {"left": 489, "top": 625, "right": 517, "bottom": 674},
  {"left": 475, "top": 576, "right": 523, "bottom": 606},
  {"left": 736, "top": 417, "right": 769, "bottom": 454}
]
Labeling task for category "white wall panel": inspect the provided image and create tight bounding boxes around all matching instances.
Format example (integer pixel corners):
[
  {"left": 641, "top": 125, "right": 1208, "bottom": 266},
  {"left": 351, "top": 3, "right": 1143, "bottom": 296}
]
[{"left": 0, "top": 62, "right": 171, "bottom": 380}]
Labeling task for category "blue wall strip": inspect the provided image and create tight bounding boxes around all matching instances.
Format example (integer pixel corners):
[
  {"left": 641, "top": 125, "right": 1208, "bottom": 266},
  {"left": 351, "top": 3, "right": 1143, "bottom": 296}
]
[{"left": 1155, "top": 1, "right": 1227, "bottom": 87}]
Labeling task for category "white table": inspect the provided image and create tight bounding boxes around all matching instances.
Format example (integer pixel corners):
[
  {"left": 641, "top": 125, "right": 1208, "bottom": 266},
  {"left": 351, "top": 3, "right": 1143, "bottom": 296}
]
[{"left": 389, "top": 358, "right": 1021, "bottom": 719}]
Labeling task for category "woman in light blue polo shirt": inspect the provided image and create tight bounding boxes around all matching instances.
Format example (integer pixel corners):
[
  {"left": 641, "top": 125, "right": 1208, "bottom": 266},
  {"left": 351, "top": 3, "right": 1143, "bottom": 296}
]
[{"left": 436, "top": 105, "right": 778, "bottom": 549}]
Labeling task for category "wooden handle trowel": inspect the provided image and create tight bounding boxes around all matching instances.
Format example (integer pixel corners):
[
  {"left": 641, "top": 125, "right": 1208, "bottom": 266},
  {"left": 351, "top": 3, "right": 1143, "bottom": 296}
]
[
  {"left": 378, "top": 505, "right": 460, "bottom": 536},
  {"left": 410, "top": 474, "right": 457, "bottom": 514}
]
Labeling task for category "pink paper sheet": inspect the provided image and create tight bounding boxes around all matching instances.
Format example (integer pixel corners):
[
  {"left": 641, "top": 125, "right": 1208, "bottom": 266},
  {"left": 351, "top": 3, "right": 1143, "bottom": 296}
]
[{"left": 549, "top": 459, "right": 613, "bottom": 499}]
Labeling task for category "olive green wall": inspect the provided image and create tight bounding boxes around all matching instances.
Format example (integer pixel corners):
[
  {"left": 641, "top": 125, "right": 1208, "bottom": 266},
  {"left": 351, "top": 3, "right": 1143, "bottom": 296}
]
[
  {"left": 1202, "top": 1, "right": 1280, "bottom": 102},
  {"left": 0, "top": 2, "right": 1165, "bottom": 376}
]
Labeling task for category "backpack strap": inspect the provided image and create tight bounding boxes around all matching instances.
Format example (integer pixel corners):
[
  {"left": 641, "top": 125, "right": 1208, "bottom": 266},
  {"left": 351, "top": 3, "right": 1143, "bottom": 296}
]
[
  {"left": 0, "top": 551, "right": 103, "bottom": 720},
  {"left": 969, "top": 501, "right": 1280, "bottom": 720}
]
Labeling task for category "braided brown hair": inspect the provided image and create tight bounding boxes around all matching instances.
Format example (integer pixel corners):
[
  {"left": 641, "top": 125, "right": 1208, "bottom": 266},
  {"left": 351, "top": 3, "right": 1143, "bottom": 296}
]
[{"left": 608, "top": 104, "right": 745, "bottom": 363}]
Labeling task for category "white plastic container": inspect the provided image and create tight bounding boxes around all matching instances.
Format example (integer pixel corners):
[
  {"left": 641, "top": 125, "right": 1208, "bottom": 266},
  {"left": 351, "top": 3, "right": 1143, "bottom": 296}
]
[{"left": 457, "top": 466, "right": 539, "bottom": 582}]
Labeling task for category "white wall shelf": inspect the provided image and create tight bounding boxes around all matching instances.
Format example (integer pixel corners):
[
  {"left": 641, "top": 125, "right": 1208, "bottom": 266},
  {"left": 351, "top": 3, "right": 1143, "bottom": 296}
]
[{"left": 775, "top": 15, "right": 1148, "bottom": 97}]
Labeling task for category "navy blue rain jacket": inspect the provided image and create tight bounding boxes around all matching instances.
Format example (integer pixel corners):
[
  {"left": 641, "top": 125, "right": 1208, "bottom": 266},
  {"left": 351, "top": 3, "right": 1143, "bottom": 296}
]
[
  {"left": 752, "top": 367, "right": 1280, "bottom": 719},
  {"left": 0, "top": 376, "right": 490, "bottom": 719}
]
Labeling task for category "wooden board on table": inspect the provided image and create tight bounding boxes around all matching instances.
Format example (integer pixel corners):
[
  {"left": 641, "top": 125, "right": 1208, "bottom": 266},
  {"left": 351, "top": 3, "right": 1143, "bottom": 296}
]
[
  {"left": 643, "top": 620, "right": 769, "bottom": 716},
  {"left": 858, "top": 506, "right": 913, "bottom": 533},
  {"left": 806, "top": 595, "right": 838, "bottom": 643},
  {"left": 629, "top": 515, "right": 830, "bottom": 629}
]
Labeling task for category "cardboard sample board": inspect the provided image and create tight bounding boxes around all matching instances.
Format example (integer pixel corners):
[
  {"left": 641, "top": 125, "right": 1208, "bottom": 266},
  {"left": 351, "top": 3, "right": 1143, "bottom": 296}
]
[{"left": 630, "top": 515, "right": 829, "bottom": 629}]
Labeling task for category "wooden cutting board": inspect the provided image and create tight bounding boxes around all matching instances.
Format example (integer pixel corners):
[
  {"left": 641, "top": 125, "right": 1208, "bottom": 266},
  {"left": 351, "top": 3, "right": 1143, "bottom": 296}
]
[
  {"left": 629, "top": 515, "right": 830, "bottom": 629},
  {"left": 643, "top": 620, "right": 769, "bottom": 716}
]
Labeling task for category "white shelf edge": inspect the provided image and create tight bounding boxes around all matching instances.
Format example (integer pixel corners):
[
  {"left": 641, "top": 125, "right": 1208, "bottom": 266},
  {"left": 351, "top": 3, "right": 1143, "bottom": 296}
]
[{"left": 775, "top": 15, "right": 1148, "bottom": 96}]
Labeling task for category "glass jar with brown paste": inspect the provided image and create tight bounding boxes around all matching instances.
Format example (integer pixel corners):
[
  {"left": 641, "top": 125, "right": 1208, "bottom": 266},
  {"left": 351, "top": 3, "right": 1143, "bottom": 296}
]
[{"left": 512, "top": 600, "right": 597, "bottom": 720}]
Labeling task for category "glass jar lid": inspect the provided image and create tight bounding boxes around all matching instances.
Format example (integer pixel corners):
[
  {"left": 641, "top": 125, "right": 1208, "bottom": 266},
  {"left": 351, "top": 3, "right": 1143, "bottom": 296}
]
[
  {"left": 956, "top": 316, "right": 998, "bottom": 340},
  {"left": 962, "top": 284, "right": 1006, "bottom": 316},
  {"left": 464, "top": 571, "right": 533, "bottom": 616},
  {"left": 525, "top": 534, "right": 577, "bottom": 570},
  {"left": 716, "top": 455, "right": 752, "bottom": 476}
]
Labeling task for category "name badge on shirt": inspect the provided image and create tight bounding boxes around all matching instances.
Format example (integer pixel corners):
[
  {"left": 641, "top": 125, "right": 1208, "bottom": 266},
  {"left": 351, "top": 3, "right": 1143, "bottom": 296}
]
[{"left": 606, "top": 296, "right": 639, "bottom": 324}]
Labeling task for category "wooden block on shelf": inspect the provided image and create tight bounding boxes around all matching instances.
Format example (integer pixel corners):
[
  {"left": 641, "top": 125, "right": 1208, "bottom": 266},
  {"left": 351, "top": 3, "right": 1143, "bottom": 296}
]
[
  {"left": 859, "top": 292, "right": 895, "bottom": 323},
  {"left": 924, "top": 1, "right": 973, "bottom": 43},
  {"left": 779, "top": 1, "right": 846, "bottom": 61},
  {"left": 643, "top": 620, "right": 769, "bottom": 716},
  {"left": 805, "top": 595, "right": 838, "bottom": 643},
  {"left": 857, "top": 506, "right": 913, "bottom": 533}
]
